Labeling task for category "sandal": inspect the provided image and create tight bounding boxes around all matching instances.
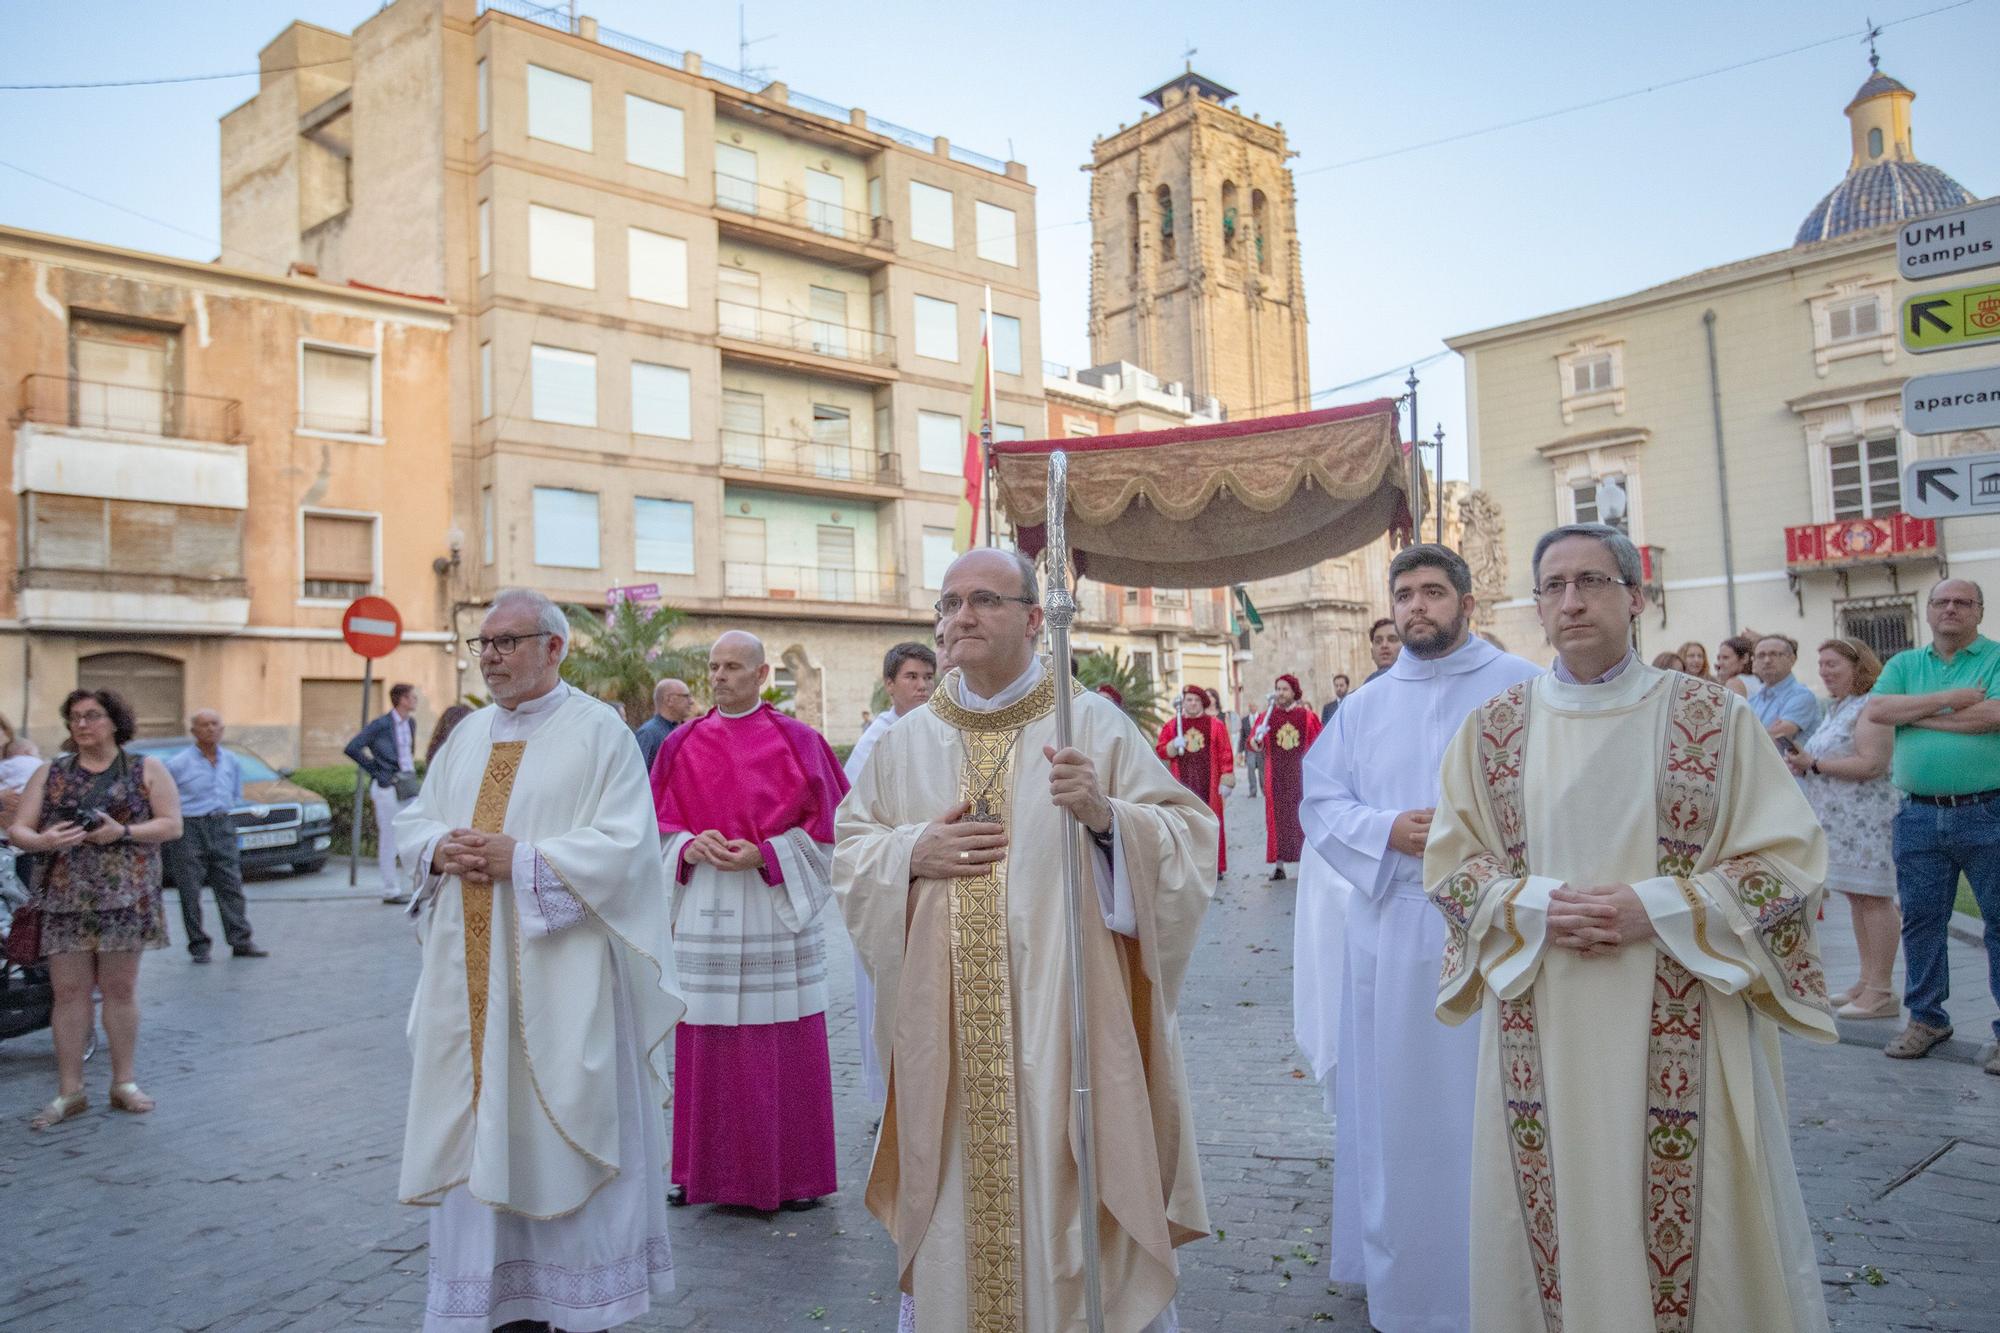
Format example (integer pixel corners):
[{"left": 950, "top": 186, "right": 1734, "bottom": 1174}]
[
  {"left": 108, "top": 1082, "right": 155, "bottom": 1115},
  {"left": 1827, "top": 983, "right": 1860, "bottom": 1007},
  {"left": 30, "top": 1091, "right": 88, "bottom": 1131},
  {"left": 1835, "top": 989, "right": 1901, "bottom": 1021}
]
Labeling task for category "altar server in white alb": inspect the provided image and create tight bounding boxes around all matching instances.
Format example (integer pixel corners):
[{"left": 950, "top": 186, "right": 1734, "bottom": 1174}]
[
  {"left": 395, "top": 589, "right": 685, "bottom": 1333},
  {"left": 842, "top": 641, "right": 937, "bottom": 1110},
  {"left": 1300, "top": 543, "right": 1540, "bottom": 1333},
  {"left": 1427, "top": 523, "right": 1835, "bottom": 1333}
]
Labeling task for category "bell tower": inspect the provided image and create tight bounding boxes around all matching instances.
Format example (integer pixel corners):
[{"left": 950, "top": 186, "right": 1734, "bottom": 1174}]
[{"left": 1087, "top": 69, "right": 1311, "bottom": 418}]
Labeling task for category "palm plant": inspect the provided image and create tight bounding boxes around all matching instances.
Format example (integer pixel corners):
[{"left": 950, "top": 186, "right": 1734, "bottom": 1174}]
[
  {"left": 1073, "top": 647, "right": 1168, "bottom": 732},
  {"left": 558, "top": 600, "right": 709, "bottom": 725}
]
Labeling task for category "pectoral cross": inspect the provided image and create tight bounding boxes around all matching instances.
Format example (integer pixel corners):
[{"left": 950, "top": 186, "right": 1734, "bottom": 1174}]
[
  {"left": 699, "top": 903, "right": 737, "bottom": 927},
  {"left": 972, "top": 795, "right": 996, "bottom": 823}
]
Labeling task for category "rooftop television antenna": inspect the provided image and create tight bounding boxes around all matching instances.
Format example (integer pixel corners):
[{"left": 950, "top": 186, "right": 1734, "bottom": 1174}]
[{"left": 738, "top": 3, "right": 776, "bottom": 83}]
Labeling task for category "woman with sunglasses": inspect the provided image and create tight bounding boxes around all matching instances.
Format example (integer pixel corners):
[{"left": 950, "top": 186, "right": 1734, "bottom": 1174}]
[{"left": 8, "top": 689, "right": 182, "bottom": 1130}]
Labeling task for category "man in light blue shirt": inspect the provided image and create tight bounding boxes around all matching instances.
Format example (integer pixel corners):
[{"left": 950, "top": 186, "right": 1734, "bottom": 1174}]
[
  {"left": 163, "top": 710, "right": 266, "bottom": 962},
  {"left": 1749, "top": 634, "right": 1821, "bottom": 748}
]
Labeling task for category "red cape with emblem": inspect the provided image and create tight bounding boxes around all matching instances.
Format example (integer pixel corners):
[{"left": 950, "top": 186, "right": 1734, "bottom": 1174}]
[
  {"left": 1154, "top": 711, "right": 1233, "bottom": 874},
  {"left": 1254, "top": 703, "right": 1322, "bottom": 863}
]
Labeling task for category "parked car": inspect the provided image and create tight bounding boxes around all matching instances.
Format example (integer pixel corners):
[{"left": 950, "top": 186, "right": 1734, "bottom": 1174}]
[{"left": 126, "top": 739, "right": 335, "bottom": 876}]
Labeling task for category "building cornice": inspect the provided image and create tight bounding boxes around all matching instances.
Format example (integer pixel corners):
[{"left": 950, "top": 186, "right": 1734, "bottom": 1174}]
[
  {"left": 1446, "top": 225, "right": 1898, "bottom": 352},
  {"left": 0, "top": 225, "right": 456, "bottom": 326},
  {"left": 1536, "top": 427, "right": 1651, "bottom": 459},
  {"left": 1785, "top": 375, "right": 1907, "bottom": 413}
]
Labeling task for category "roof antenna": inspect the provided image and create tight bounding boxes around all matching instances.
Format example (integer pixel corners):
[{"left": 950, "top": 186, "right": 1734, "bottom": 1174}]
[
  {"left": 738, "top": 3, "right": 776, "bottom": 84},
  {"left": 1183, "top": 41, "right": 1197, "bottom": 73},
  {"left": 1862, "top": 16, "right": 1883, "bottom": 72}
]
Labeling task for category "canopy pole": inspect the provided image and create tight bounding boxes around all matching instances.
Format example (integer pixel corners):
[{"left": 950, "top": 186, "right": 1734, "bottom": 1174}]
[{"left": 1043, "top": 450, "right": 1106, "bottom": 1333}]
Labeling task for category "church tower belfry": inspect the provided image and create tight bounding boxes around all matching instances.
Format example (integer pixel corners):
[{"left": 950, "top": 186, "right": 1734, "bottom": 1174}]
[{"left": 1087, "top": 70, "right": 1311, "bottom": 418}]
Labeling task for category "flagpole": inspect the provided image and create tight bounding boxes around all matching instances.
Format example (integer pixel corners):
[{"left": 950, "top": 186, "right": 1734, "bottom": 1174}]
[{"left": 982, "top": 286, "right": 997, "bottom": 547}]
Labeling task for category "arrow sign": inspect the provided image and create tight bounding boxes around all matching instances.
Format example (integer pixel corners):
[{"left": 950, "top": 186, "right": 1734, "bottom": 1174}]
[
  {"left": 1902, "top": 281, "right": 2000, "bottom": 354},
  {"left": 1903, "top": 451, "right": 2000, "bottom": 520}
]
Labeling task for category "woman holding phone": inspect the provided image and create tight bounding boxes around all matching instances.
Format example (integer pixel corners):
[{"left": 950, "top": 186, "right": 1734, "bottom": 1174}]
[{"left": 8, "top": 689, "right": 181, "bottom": 1129}]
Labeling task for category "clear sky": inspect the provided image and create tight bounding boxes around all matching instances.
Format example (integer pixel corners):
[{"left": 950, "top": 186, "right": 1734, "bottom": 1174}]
[{"left": 3, "top": 0, "right": 1994, "bottom": 480}]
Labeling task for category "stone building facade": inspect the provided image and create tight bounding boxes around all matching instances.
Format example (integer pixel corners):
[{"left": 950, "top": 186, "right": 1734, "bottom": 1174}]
[
  {"left": 219, "top": 0, "right": 1040, "bottom": 742},
  {"left": 0, "top": 226, "right": 456, "bottom": 764}
]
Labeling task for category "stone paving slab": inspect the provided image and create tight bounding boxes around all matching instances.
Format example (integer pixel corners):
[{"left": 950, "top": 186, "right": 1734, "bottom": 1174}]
[{"left": 1, "top": 789, "right": 1995, "bottom": 1330}]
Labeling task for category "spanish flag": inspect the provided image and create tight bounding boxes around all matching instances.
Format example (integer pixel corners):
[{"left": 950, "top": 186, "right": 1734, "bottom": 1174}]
[{"left": 953, "top": 319, "right": 992, "bottom": 551}]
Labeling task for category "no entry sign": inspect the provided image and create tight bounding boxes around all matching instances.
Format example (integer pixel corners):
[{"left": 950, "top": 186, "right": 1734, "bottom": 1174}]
[{"left": 341, "top": 596, "right": 403, "bottom": 658}]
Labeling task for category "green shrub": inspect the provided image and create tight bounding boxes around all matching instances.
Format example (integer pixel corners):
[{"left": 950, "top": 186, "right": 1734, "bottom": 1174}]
[{"left": 288, "top": 762, "right": 424, "bottom": 856}]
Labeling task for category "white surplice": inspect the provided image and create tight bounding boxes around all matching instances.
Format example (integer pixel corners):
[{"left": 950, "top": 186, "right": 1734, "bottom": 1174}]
[
  {"left": 1299, "top": 637, "right": 1542, "bottom": 1333},
  {"left": 394, "top": 683, "right": 685, "bottom": 1332},
  {"left": 1291, "top": 825, "right": 1351, "bottom": 1115},
  {"left": 842, "top": 708, "right": 902, "bottom": 1107}
]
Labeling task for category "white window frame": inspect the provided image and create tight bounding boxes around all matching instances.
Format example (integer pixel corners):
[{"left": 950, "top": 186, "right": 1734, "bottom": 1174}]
[
  {"left": 993, "top": 421, "right": 1027, "bottom": 442},
  {"left": 633, "top": 496, "right": 696, "bottom": 575},
  {"left": 529, "top": 344, "right": 598, "bottom": 427},
  {"left": 974, "top": 200, "right": 1017, "bottom": 266},
  {"left": 1827, "top": 295, "right": 1882, "bottom": 344},
  {"left": 918, "top": 409, "right": 963, "bottom": 476},
  {"left": 528, "top": 203, "right": 596, "bottom": 289},
  {"left": 1807, "top": 276, "right": 1896, "bottom": 377},
  {"left": 630, "top": 361, "right": 692, "bottom": 440},
  {"left": 477, "top": 199, "right": 492, "bottom": 277},
  {"left": 296, "top": 505, "right": 382, "bottom": 606},
  {"left": 481, "top": 485, "right": 495, "bottom": 565},
  {"left": 1826, "top": 433, "right": 1903, "bottom": 521},
  {"left": 475, "top": 58, "right": 489, "bottom": 136},
  {"left": 1540, "top": 430, "right": 1647, "bottom": 546},
  {"left": 922, "top": 526, "right": 956, "bottom": 589},
  {"left": 624, "top": 93, "right": 686, "bottom": 177},
  {"left": 627, "top": 227, "right": 689, "bottom": 307},
  {"left": 526, "top": 64, "right": 593, "bottom": 152},
  {"left": 990, "top": 313, "right": 1023, "bottom": 376},
  {"left": 1554, "top": 339, "right": 1625, "bottom": 425},
  {"left": 532, "top": 486, "right": 601, "bottom": 569},
  {"left": 296, "top": 338, "right": 382, "bottom": 442},
  {"left": 479, "top": 341, "right": 493, "bottom": 420},
  {"left": 1794, "top": 386, "right": 1908, "bottom": 523},
  {"left": 909, "top": 180, "right": 954, "bottom": 249},
  {"left": 914, "top": 294, "right": 959, "bottom": 363}
]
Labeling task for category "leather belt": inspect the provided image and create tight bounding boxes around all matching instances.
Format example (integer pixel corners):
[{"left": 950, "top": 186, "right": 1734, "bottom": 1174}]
[{"left": 1909, "top": 788, "right": 2000, "bottom": 807}]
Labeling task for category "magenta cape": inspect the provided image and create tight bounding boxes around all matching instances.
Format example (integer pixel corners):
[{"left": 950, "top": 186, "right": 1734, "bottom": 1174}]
[{"left": 649, "top": 703, "right": 848, "bottom": 880}]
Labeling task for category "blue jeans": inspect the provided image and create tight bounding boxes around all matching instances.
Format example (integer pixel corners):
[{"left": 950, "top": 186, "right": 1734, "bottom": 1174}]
[{"left": 1892, "top": 798, "right": 2000, "bottom": 1038}]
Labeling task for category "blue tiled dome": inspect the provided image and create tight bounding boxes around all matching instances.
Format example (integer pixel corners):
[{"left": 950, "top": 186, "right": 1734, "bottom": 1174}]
[{"left": 1795, "top": 159, "right": 1974, "bottom": 245}]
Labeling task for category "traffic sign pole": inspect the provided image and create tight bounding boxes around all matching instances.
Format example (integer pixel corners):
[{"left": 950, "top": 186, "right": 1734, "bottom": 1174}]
[
  {"left": 339, "top": 597, "right": 405, "bottom": 890},
  {"left": 350, "top": 657, "right": 372, "bottom": 888}
]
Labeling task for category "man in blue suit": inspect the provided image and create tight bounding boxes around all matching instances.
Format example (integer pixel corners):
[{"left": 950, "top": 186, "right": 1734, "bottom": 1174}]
[{"left": 344, "top": 682, "right": 420, "bottom": 904}]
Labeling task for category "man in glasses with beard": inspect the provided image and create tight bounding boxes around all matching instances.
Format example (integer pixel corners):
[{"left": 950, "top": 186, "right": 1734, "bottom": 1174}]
[{"left": 1299, "top": 543, "right": 1539, "bottom": 1333}]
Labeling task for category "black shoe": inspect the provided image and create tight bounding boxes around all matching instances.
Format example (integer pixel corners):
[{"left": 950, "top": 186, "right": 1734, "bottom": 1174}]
[
  {"left": 779, "top": 1196, "right": 822, "bottom": 1212},
  {"left": 232, "top": 945, "right": 270, "bottom": 958},
  {"left": 190, "top": 950, "right": 211, "bottom": 965},
  {"left": 382, "top": 893, "right": 411, "bottom": 906},
  {"left": 1271, "top": 866, "right": 1287, "bottom": 881},
  {"left": 666, "top": 1185, "right": 688, "bottom": 1207}
]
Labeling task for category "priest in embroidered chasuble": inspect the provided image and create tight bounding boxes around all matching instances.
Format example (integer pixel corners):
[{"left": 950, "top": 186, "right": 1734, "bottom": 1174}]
[
  {"left": 650, "top": 630, "right": 848, "bottom": 1212},
  {"left": 1426, "top": 526, "right": 1835, "bottom": 1333},
  {"left": 835, "top": 549, "right": 1214, "bottom": 1333},
  {"left": 395, "top": 590, "right": 685, "bottom": 1333},
  {"left": 1155, "top": 684, "right": 1232, "bottom": 874},
  {"left": 1252, "top": 672, "right": 1321, "bottom": 880}
]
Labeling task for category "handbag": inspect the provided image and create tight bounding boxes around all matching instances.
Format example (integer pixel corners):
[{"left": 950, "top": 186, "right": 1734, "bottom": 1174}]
[
  {"left": 394, "top": 773, "right": 423, "bottom": 801},
  {"left": 4, "top": 903, "right": 40, "bottom": 966}
]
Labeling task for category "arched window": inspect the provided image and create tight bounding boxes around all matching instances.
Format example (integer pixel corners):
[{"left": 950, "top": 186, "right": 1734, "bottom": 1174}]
[
  {"left": 1251, "top": 189, "right": 1271, "bottom": 272},
  {"left": 1127, "top": 192, "right": 1140, "bottom": 276},
  {"left": 1868, "top": 127, "right": 1884, "bottom": 159},
  {"left": 1220, "top": 181, "right": 1239, "bottom": 256},
  {"left": 1156, "top": 184, "right": 1175, "bottom": 262},
  {"left": 77, "top": 651, "right": 185, "bottom": 738}
]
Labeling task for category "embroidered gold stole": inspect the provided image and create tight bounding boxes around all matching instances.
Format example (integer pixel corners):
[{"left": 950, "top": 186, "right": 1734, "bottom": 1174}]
[
  {"left": 464, "top": 740, "right": 526, "bottom": 1108},
  {"left": 924, "top": 664, "right": 1073, "bottom": 1333}
]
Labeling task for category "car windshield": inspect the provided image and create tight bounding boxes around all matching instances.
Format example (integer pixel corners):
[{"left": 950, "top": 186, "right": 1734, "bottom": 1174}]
[{"left": 130, "top": 739, "right": 284, "bottom": 784}]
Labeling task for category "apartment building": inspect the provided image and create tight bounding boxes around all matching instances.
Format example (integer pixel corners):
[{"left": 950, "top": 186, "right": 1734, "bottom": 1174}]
[
  {"left": 1041, "top": 359, "right": 1237, "bottom": 704},
  {"left": 219, "top": 0, "right": 1040, "bottom": 740},
  {"left": 0, "top": 226, "right": 455, "bottom": 764}
]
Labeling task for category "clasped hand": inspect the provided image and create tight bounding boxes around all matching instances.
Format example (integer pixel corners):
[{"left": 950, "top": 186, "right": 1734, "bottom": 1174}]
[
  {"left": 432, "top": 828, "right": 516, "bottom": 884},
  {"left": 1548, "top": 882, "right": 1653, "bottom": 956},
  {"left": 682, "top": 830, "right": 765, "bottom": 873}
]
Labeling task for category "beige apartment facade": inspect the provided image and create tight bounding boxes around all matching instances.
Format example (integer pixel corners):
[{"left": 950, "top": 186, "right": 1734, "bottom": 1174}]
[
  {"left": 0, "top": 226, "right": 456, "bottom": 764},
  {"left": 1085, "top": 70, "right": 1391, "bottom": 711},
  {"left": 220, "top": 0, "right": 1040, "bottom": 742},
  {"left": 1449, "top": 68, "right": 1988, "bottom": 669}
]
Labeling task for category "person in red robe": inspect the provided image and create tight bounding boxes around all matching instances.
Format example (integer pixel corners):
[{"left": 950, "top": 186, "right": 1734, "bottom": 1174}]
[
  {"left": 1156, "top": 684, "right": 1233, "bottom": 875},
  {"left": 1253, "top": 673, "right": 1322, "bottom": 881},
  {"left": 650, "top": 630, "right": 848, "bottom": 1211}
]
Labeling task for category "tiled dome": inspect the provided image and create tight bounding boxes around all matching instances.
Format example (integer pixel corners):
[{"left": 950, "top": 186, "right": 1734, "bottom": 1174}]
[{"left": 1795, "top": 159, "right": 1974, "bottom": 245}]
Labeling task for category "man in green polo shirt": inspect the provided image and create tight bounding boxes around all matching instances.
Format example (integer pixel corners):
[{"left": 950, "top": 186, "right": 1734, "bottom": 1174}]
[{"left": 1865, "top": 578, "right": 2000, "bottom": 1072}]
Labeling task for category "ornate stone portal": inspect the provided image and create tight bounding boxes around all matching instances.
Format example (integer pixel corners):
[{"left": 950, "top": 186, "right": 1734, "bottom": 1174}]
[{"left": 1459, "top": 488, "right": 1510, "bottom": 605}]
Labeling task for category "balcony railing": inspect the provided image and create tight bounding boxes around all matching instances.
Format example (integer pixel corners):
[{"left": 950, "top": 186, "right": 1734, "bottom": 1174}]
[
  {"left": 712, "top": 172, "right": 893, "bottom": 248},
  {"left": 15, "top": 566, "right": 249, "bottom": 598},
  {"left": 715, "top": 299, "right": 895, "bottom": 366},
  {"left": 719, "top": 432, "right": 901, "bottom": 486},
  {"left": 1784, "top": 514, "right": 1939, "bottom": 570},
  {"left": 723, "top": 562, "right": 905, "bottom": 606},
  {"left": 19, "top": 374, "right": 247, "bottom": 444}
]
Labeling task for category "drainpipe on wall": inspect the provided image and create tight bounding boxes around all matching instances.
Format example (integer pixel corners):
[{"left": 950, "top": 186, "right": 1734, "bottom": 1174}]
[{"left": 1702, "top": 310, "right": 1740, "bottom": 633}]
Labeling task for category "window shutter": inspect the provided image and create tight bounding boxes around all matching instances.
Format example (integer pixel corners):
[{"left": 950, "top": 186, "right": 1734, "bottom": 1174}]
[
  {"left": 29, "top": 494, "right": 108, "bottom": 569},
  {"left": 303, "top": 347, "right": 374, "bottom": 434},
  {"left": 304, "top": 513, "right": 375, "bottom": 584}
]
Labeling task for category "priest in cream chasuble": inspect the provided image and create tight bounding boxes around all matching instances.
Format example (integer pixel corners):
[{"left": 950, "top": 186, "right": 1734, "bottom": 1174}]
[
  {"left": 395, "top": 590, "right": 685, "bottom": 1333},
  {"left": 1425, "top": 527, "right": 1835, "bottom": 1333},
  {"left": 835, "top": 549, "right": 1214, "bottom": 1333}
]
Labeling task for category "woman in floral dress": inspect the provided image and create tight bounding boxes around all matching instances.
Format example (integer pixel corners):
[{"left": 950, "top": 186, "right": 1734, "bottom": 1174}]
[
  {"left": 8, "top": 689, "right": 183, "bottom": 1128},
  {"left": 1787, "top": 639, "right": 1901, "bottom": 1019}
]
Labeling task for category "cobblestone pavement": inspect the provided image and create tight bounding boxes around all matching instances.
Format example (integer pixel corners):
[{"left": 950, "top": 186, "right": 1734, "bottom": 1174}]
[{"left": 3, "top": 790, "right": 1997, "bottom": 1332}]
